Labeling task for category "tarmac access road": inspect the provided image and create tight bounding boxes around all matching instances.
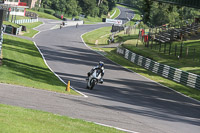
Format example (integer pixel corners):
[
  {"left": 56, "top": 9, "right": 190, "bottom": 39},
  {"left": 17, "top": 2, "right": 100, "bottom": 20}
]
[{"left": 0, "top": 6, "right": 200, "bottom": 133}]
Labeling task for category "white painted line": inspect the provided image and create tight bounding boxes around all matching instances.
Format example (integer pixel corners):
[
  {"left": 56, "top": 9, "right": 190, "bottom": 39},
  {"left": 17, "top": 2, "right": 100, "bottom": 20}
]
[
  {"left": 110, "top": 9, "right": 116, "bottom": 19},
  {"left": 32, "top": 31, "right": 41, "bottom": 39},
  {"left": 116, "top": 50, "right": 200, "bottom": 104},
  {"left": 81, "top": 27, "right": 142, "bottom": 133},
  {"left": 94, "top": 122, "right": 140, "bottom": 133},
  {"left": 115, "top": 7, "right": 121, "bottom": 19},
  {"left": 32, "top": 21, "right": 45, "bottom": 38},
  {"left": 80, "top": 21, "right": 200, "bottom": 103},
  {"left": 33, "top": 41, "right": 88, "bottom": 98},
  {"left": 32, "top": 19, "right": 88, "bottom": 97}
]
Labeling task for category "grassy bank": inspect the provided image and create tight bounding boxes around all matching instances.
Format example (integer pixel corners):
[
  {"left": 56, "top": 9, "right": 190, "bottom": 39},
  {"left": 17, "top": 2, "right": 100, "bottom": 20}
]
[
  {"left": 21, "top": 21, "right": 43, "bottom": 37},
  {"left": 0, "top": 35, "right": 78, "bottom": 95},
  {"left": 3, "top": 21, "right": 21, "bottom": 28},
  {"left": 114, "top": 5, "right": 200, "bottom": 75},
  {"left": 82, "top": 26, "right": 200, "bottom": 101},
  {"left": 0, "top": 104, "right": 124, "bottom": 133},
  {"left": 83, "top": 26, "right": 112, "bottom": 47},
  {"left": 110, "top": 8, "right": 121, "bottom": 19},
  {"left": 27, "top": 9, "right": 60, "bottom": 20},
  {"left": 9, "top": 15, "right": 30, "bottom": 21},
  {"left": 81, "top": 4, "right": 200, "bottom": 100},
  {"left": 122, "top": 38, "right": 200, "bottom": 75},
  {"left": 83, "top": 7, "right": 121, "bottom": 24}
]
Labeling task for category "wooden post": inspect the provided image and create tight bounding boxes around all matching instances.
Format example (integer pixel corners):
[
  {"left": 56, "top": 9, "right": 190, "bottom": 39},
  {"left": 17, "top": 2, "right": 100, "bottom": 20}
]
[
  {"left": 186, "top": 47, "right": 189, "bottom": 57},
  {"left": 175, "top": 45, "right": 177, "bottom": 56},
  {"left": 180, "top": 42, "right": 183, "bottom": 58},
  {"left": 159, "top": 42, "right": 161, "bottom": 52},
  {"left": 193, "top": 48, "right": 196, "bottom": 61},
  {"left": 164, "top": 43, "right": 166, "bottom": 54},
  {"left": 169, "top": 43, "right": 171, "bottom": 55}
]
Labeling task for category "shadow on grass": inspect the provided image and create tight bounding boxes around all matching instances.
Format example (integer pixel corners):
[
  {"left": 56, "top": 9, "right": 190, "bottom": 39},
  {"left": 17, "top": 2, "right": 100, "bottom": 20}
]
[
  {"left": 106, "top": 49, "right": 200, "bottom": 98},
  {"left": 2, "top": 58, "right": 63, "bottom": 87},
  {"left": 2, "top": 36, "right": 65, "bottom": 89},
  {"left": 115, "top": 34, "right": 138, "bottom": 43},
  {"left": 4, "top": 38, "right": 41, "bottom": 58}
]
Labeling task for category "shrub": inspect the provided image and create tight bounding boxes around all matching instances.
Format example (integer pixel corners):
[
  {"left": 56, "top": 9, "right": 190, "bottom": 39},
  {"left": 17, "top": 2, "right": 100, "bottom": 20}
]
[
  {"left": 44, "top": 9, "right": 55, "bottom": 15},
  {"left": 38, "top": 8, "right": 44, "bottom": 12}
]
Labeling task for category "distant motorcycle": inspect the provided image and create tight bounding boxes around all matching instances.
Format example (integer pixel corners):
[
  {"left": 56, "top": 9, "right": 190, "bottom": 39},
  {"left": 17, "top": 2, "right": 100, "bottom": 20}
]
[{"left": 86, "top": 68, "right": 102, "bottom": 90}]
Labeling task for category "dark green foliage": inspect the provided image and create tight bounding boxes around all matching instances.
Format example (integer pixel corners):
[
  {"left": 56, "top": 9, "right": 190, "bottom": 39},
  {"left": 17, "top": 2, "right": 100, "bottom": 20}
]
[
  {"left": 117, "top": 0, "right": 200, "bottom": 27},
  {"left": 44, "top": 9, "right": 55, "bottom": 15},
  {"left": 40, "top": 0, "right": 116, "bottom": 18}
]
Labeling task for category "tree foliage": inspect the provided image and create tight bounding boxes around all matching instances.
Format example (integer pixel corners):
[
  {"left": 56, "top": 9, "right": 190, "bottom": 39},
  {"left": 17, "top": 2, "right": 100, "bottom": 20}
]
[
  {"left": 41, "top": 0, "right": 116, "bottom": 18},
  {"left": 117, "top": 0, "right": 200, "bottom": 26}
]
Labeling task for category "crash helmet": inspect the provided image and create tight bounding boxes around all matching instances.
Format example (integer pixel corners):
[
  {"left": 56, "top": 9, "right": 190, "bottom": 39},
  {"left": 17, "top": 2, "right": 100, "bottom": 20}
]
[{"left": 98, "top": 61, "right": 104, "bottom": 68}]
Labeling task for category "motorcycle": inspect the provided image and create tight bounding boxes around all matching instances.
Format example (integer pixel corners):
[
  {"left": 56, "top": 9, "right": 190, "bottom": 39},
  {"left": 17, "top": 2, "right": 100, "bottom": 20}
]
[{"left": 86, "top": 69, "right": 102, "bottom": 90}]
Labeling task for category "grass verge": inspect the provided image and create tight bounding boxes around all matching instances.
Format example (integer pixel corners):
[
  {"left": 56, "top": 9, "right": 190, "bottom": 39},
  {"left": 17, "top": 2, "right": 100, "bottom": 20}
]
[
  {"left": 27, "top": 9, "right": 60, "bottom": 20},
  {"left": 83, "top": 6, "right": 121, "bottom": 24},
  {"left": 3, "top": 21, "right": 21, "bottom": 28},
  {"left": 83, "top": 26, "right": 112, "bottom": 47},
  {"left": 122, "top": 39, "right": 200, "bottom": 75},
  {"left": 110, "top": 8, "right": 121, "bottom": 19},
  {"left": 21, "top": 21, "right": 43, "bottom": 37},
  {"left": 0, "top": 35, "right": 78, "bottom": 95},
  {"left": 82, "top": 27, "right": 200, "bottom": 101},
  {"left": 0, "top": 104, "right": 124, "bottom": 133},
  {"left": 9, "top": 15, "right": 30, "bottom": 21}
]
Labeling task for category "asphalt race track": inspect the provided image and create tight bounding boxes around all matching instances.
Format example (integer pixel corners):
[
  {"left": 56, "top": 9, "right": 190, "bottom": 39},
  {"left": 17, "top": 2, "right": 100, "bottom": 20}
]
[{"left": 0, "top": 6, "right": 200, "bottom": 133}]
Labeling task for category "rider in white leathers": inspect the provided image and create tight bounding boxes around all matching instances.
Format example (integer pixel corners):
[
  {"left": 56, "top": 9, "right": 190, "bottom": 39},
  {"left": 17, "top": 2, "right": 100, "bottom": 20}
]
[{"left": 87, "top": 61, "right": 104, "bottom": 83}]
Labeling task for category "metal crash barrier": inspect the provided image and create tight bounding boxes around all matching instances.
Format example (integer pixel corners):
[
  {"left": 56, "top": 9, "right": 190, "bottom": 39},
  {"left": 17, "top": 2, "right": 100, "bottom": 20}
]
[{"left": 117, "top": 46, "right": 200, "bottom": 90}]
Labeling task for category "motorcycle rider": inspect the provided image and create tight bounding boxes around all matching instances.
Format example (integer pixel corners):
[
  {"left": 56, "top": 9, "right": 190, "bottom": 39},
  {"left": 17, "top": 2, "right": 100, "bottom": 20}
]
[{"left": 87, "top": 61, "right": 104, "bottom": 83}]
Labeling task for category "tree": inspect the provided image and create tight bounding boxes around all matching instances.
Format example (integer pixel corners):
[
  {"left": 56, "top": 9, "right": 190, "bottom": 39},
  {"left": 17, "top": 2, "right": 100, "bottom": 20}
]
[
  {"left": 142, "top": 0, "right": 153, "bottom": 23},
  {"left": 107, "top": 0, "right": 116, "bottom": 11},
  {"left": 78, "top": 0, "right": 97, "bottom": 17},
  {"left": 40, "top": 0, "right": 116, "bottom": 18}
]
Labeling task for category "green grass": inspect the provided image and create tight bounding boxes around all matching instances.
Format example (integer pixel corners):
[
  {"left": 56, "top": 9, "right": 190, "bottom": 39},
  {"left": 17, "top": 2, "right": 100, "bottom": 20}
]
[
  {"left": 117, "top": 4, "right": 142, "bottom": 26},
  {"left": 103, "top": 48, "right": 200, "bottom": 101},
  {"left": 83, "top": 16, "right": 103, "bottom": 23},
  {"left": 3, "top": 21, "right": 21, "bottom": 28},
  {"left": 110, "top": 8, "right": 120, "bottom": 19},
  {"left": 83, "top": 27, "right": 112, "bottom": 46},
  {"left": 21, "top": 21, "right": 43, "bottom": 37},
  {"left": 82, "top": 26, "right": 200, "bottom": 101},
  {"left": 0, "top": 35, "right": 78, "bottom": 95},
  {"left": 9, "top": 15, "right": 30, "bottom": 21},
  {"left": 0, "top": 104, "right": 124, "bottom": 133},
  {"left": 120, "top": 34, "right": 200, "bottom": 75},
  {"left": 26, "top": 9, "right": 60, "bottom": 20},
  {"left": 83, "top": 7, "right": 121, "bottom": 24}
]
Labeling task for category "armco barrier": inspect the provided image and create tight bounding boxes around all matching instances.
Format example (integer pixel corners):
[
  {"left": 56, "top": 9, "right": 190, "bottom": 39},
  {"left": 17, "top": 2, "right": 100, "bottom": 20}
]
[{"left": 117, "top": 46, "right": 200, "bottom": 90}]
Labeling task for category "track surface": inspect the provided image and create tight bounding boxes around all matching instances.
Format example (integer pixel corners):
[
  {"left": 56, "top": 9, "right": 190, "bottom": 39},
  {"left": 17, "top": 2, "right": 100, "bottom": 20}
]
[{"left": 1, "top": 6, "right": 200, "bottom": 133}]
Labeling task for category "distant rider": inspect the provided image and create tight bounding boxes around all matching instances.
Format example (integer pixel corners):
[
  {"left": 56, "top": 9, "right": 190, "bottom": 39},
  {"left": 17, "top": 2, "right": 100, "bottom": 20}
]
[{"left": 87, "top": 61, "right": 104, "bottom": 83}]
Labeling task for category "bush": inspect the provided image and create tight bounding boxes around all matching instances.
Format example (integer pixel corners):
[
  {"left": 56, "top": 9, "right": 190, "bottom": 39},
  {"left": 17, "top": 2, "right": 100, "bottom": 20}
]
[
  {"left": 44, "top": 9, "right": 55, "bottom": 15},
  {"left": 38, "top": 8, "right": 44, "bottom": 12},
  {"left": 55, "top": 10, "right": 62, "bottom": 16}
]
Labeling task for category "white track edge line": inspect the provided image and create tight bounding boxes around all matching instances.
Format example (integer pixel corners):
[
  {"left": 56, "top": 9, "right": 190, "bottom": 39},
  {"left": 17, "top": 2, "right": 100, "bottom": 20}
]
[
  {"left": 81, "top": 31, "right": 141, "bottom": 133},
  {"left": 94, "top": 122, "right": 139, "bottom": 133},
  {"left": 80, "top": 23, "right": 200, "bottom": 103},
  {"left": 33, "top": 41, "right": 88, "bottom": 98}
]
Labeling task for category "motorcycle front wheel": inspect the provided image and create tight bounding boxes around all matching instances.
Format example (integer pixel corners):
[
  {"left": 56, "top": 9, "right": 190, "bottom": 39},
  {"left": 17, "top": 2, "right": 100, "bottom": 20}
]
[{"left": 89, "top": 78, "right": 96, "bottom": 90}]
